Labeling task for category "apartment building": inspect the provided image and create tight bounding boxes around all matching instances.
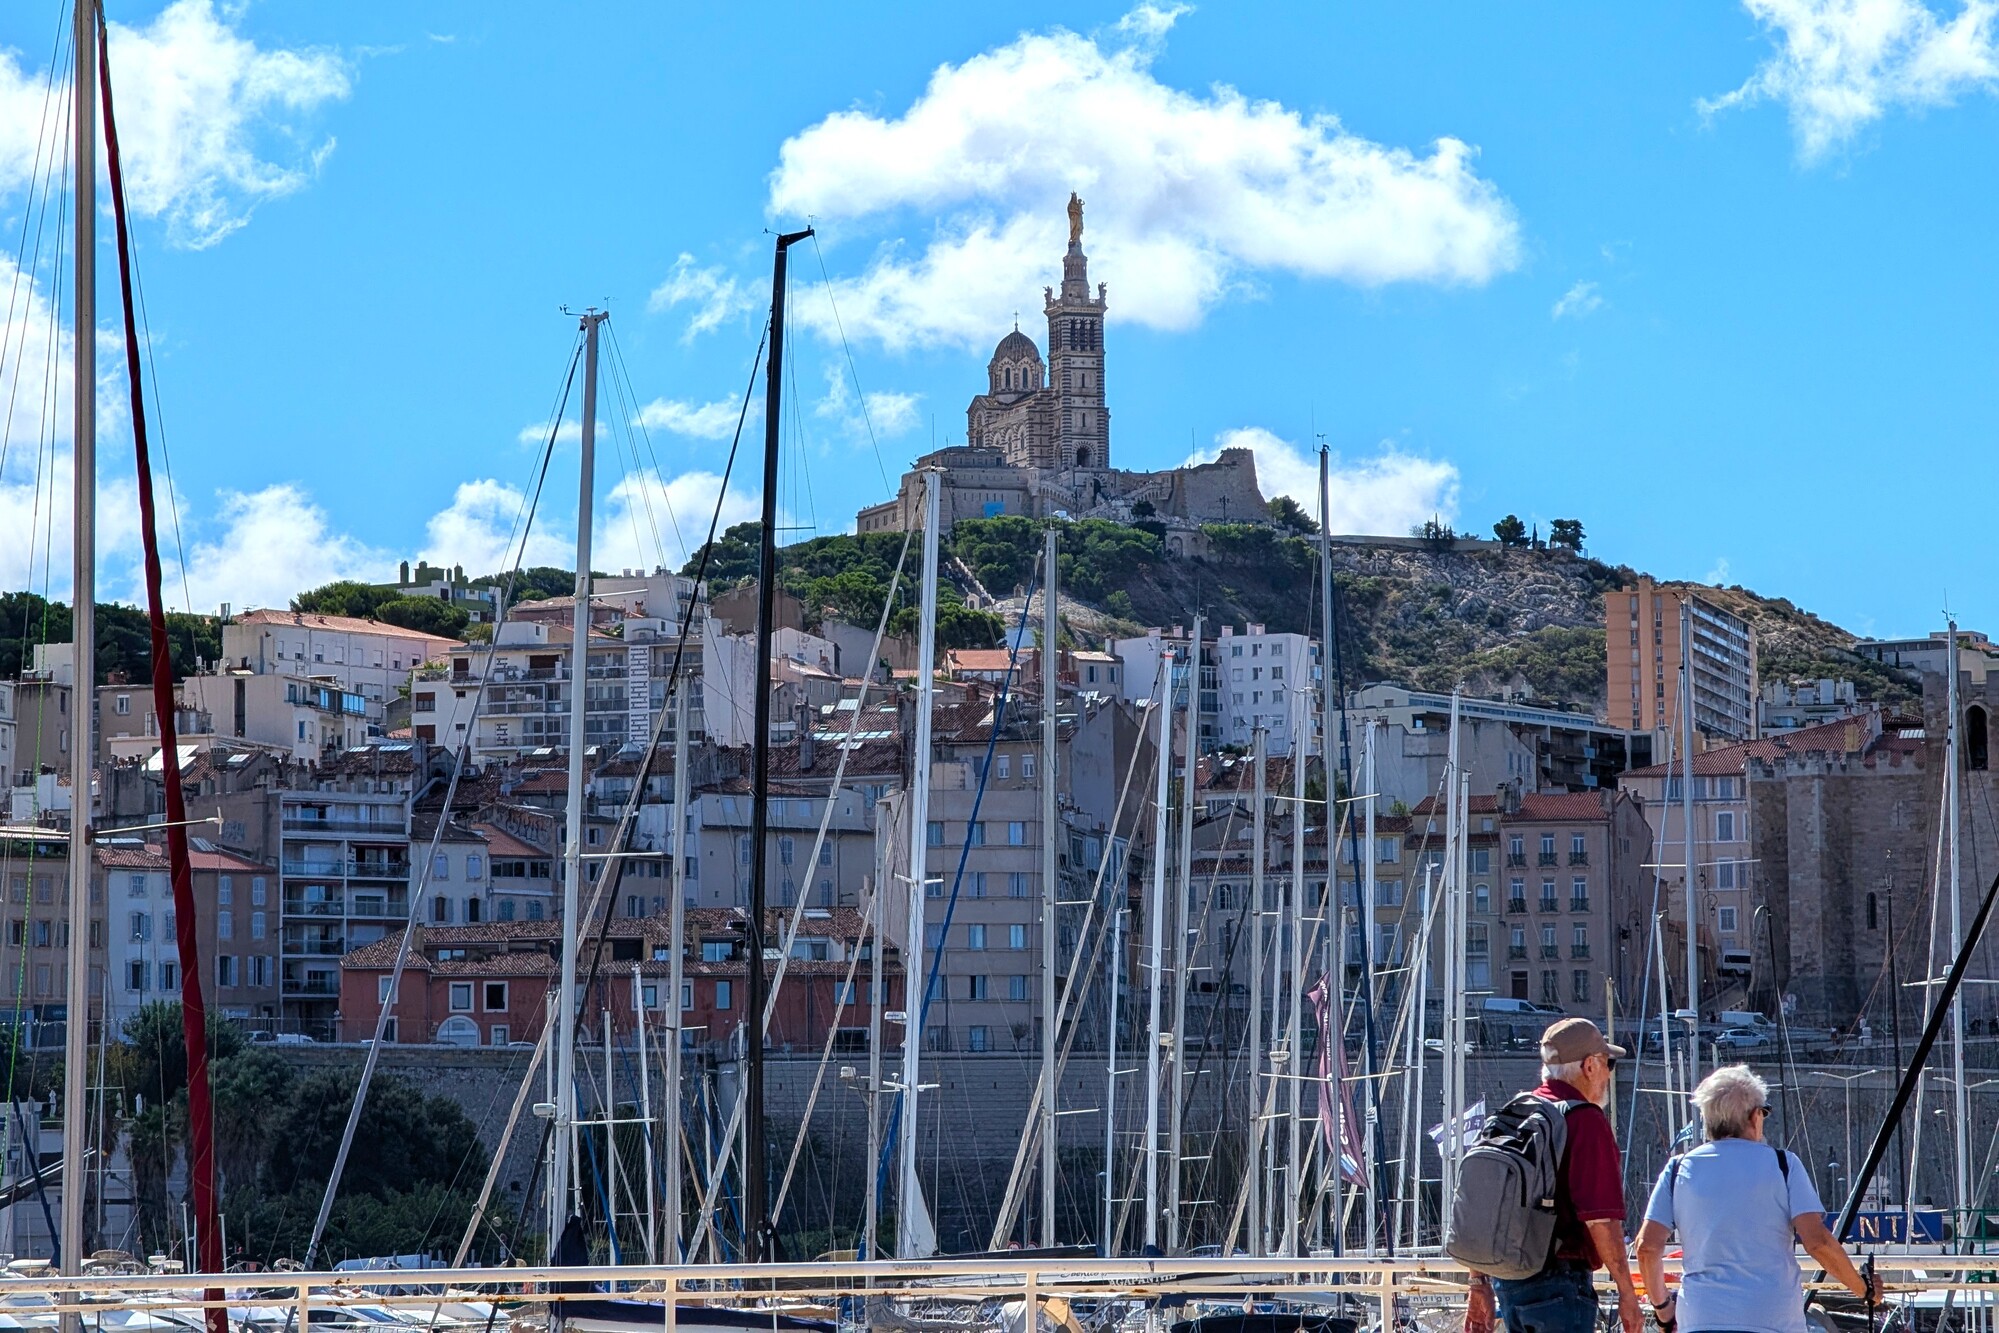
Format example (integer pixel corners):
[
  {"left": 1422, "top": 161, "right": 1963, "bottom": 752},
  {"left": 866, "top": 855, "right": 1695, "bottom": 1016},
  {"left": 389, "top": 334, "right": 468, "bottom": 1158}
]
[
  {"left": 101, "top": 840, "right": 281, "bottom": 1032},
  {"left": 338, "top": 908, "right": 902, "bottom": 1052},
  {"left": 1413, "top": 789, "right": 1652, "bottom": 1017},
  {"left": 222, "top": 609, "right": 461, "bottom": 707},
  {"left": 180, "top": 671, "right": 373, "bottom": 759},
  {"left": 1113, "top": 623, "right": 1319, "bottom": 755},
  {"left": 0, "top": 826, "right": 95, "bottom": 1047},
  {"left": 1346, "top": 685, "right": 1645, "bottom": 808},
  {"left": 1605, "top": 579, "right": 1757, "bottom": 742}
]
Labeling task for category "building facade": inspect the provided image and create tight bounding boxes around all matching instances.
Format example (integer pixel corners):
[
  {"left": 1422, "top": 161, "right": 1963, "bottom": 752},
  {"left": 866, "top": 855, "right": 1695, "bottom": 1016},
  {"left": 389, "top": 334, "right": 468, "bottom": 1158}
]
[{"left": 1604, "top": 579, "right": 1757, "bottom": 742}]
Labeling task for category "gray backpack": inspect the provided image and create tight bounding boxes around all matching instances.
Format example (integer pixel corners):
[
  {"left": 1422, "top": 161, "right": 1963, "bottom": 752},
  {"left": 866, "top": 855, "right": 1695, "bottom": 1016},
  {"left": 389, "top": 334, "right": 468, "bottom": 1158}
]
[{"left": 1444, "top": 1092, "right": 1585, "bottom": 1279}]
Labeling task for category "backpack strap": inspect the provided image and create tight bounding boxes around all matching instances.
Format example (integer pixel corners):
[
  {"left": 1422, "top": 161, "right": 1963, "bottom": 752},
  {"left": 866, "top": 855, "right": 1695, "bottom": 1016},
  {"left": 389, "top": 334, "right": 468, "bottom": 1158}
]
[
  {"left": 1666, "top": 1153, "right": 1686, "bottom": 1209},
  {"left": 1774, "top": 1145, "right": 1790, "bottom": 1182}
]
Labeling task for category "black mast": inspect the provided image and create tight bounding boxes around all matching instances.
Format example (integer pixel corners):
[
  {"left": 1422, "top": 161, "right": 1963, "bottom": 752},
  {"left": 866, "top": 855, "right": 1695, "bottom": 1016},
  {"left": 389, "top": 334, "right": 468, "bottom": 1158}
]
[{"left": 745, "top": 226, "right": 813, "bottom": 1263}]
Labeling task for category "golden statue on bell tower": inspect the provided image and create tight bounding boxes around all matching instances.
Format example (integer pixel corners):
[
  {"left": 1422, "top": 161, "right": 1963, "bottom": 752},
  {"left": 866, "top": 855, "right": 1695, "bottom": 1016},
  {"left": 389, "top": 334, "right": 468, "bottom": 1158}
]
[{"left": 1067, "top": 192, "right": 1084, "bottom": 245}]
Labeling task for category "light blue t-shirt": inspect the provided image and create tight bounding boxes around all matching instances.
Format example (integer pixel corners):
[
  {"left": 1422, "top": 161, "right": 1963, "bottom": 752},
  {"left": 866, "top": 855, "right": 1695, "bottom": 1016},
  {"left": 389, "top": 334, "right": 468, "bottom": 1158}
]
[{"left": 1644, "top": 1138, "right": 1824, "bottom": 1333}]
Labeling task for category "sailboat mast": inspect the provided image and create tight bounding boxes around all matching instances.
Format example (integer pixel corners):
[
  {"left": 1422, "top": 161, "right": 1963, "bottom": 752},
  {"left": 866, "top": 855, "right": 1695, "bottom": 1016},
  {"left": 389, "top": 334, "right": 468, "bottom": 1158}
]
[
  {"left": 1103, "top": 903, "right": 1124, "bottom": 1254},
  {"left": 633, "top": 964, "right": 657, "bottom": 1264},
  {"left": 745, "top": 227, "right": 813, "bottom": 1263},
  {"left": 1038, "top": 527, "right": 1060, "bottom": 1246},
  {"left": 896, "top": 467, "right": 941, "bottom": 1259},
  {"left": 667, "top": 684, "right": 689, "bottom": 1258},
  {"left": 1284, "top": 702, "right": 1306, "bottom": 1256},
  {"left": 1946, "top": 620, "right": 1970, "bottom": 1231},
  {"left": 864, "top": 835, "right": 886, "bottom": 1259},
  {"left": 60, "top": 0, "right": 96, "bottom": 1283},
  {"left": 1143, "top": 664, "right": 1172, "bottom": 1252},
  {"left": 1678, "top": 602, "right": 1699, "bottom": 1085},
  {"left": 1168, "top": 616, "right": 1198, "bottom": 1250},
  {"left": 1361, "top": 720, "right": 1379, "bottom": 1252},
  {"left": 1439, "top": 692, "right": 1463, "bottom": 1204},
  {"left": 1315, "top": 450, "right": 1342, "bottom": 1248},
  {"left": 1248, "top": 726, "right": 1267, "bottom": 1255},
  {"left": 552, "top": 309, "right": 605, "bottom": 1245}
]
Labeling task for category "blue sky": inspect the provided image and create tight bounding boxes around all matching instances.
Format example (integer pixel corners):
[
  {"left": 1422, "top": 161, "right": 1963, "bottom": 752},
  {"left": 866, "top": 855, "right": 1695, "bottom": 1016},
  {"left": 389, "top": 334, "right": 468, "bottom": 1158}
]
[{"left": 1, "top": 0, "right": 1995, "bottom": 643}]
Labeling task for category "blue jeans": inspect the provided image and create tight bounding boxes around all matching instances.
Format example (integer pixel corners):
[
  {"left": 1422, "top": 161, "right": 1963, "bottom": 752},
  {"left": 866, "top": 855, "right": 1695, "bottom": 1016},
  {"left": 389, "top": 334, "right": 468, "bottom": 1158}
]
[{"left": 1494, "top": 1263, "right": 1601, "bottom": 1333}]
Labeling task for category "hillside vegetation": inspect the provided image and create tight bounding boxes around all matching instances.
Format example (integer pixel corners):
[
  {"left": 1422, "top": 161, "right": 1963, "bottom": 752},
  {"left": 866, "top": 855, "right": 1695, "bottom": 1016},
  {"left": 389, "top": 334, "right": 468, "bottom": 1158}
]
[{"left": 685, "top": 516, "right": 1920, "bottom": 721}]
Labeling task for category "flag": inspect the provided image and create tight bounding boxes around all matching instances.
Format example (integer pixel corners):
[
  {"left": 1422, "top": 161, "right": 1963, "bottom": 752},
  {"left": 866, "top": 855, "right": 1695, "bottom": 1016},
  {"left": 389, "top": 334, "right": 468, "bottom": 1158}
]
[
  {"left": 1428, "top": 1100, "right": 1489, "bottom": 1155},
  {"left": 1308, "top": 979, "right": 1367, "bottom": 1184}
]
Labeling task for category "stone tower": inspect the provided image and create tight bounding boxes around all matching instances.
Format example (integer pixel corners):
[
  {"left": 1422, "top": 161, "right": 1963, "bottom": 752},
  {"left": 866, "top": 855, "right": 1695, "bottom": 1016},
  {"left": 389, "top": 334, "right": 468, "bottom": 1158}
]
[{"left": 1046, "top": 192, "right": 1109, "bottom": 470}]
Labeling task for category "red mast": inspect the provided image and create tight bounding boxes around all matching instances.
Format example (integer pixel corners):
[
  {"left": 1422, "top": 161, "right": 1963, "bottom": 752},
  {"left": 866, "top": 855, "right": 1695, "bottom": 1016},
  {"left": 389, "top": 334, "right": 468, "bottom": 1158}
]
[{"left": 94, "top": 8, "right": 224, "bottom": 1320}]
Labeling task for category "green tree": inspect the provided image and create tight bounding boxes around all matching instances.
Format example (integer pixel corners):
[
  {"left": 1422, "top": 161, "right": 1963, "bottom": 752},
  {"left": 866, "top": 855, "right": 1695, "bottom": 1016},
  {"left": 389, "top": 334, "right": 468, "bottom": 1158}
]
[
  {"left": 292, "top": 580, "right": 395, "bottom": 619},
  {"left": 209, "top": 1048, "right": 294, "bottom": 1193},
  {"left": 949, "top": 516, "right": 1042, "bottom": 594},
  {"left": 1492, "top": 514, "right": 1528, "bottom": 547},
  {"left": 1130, "top": 499, "right": 1156, "bottom": 520},
  {"left": 467, "top": 566, "right": 579, "bottom": 605},
  {"left": 265, "top": 1069, "right": 487, "bottom": 1200},
  {"left": 1548, "top": 518, "right": 1585, "bottom": 552},
  {"left": 937, "top": 603, "right": 1004, "bottom": 649},
  {"left": 1267, "top": 495, "right": 1319, "bottom": 535},
  {"left": 373, "top": 596, "right": 470, "bottom": 638},
  {"left": 680, "top": 522, "right": 763, "bottom": 584}
]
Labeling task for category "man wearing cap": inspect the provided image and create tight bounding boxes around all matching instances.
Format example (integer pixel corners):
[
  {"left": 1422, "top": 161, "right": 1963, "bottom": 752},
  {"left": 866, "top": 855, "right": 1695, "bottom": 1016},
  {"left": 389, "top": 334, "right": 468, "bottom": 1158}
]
[{"left": 1465, "top": 1017, "right": 1640, "bottom": 1333}]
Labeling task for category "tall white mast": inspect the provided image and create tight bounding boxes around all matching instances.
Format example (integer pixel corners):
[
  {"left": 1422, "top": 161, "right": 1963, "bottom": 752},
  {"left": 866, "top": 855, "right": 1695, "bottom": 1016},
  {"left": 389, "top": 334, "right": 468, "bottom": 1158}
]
[
  {"left": 1947, "top": 620, "right": 1970, "bottom": 1232},
  {"left": 1678, "top": 601, "right": 1699, "bottom": 1085},
  {"left": 1360, "top": 720, "right": 1379, "bottom": 1253},
  {"left": 666, "top": 684, "right": 689, "bottom": 1258},
  {"left": 1249, "top": 727, "right": 1267, "bottom": 1256},
  {"left": 1143, "top": 665, "right": 1172, "bottom": 1252},
  {"left": 865, "top": 838, "right": 886, "bottom": 1259},
  {"left": 60, "top": 0, "right": 97, "bottom": 1287},
  {"left": 896, "top": 468, "right": 942, "bottom": 1259},
  {"left": 1439, "top": 692, "right": 1463, "bottom": 1204},
  {"left": 632, "top": 964, "right": 657, "bottom": 1264},
  {"left": 1404, "top": 865, "right": 1433, "bottom": 1249},
  {"left": 1284, "top": 703, "right": 1306, "bottom": 1256},
  {"left": 1168, "top": 617, "right": 1199, "bottom": 1250},
  {"left": 1315, "top": 448, "right": 1342, "bottom": 1249},
  {"left": 1103, "top": 902, "right": 1124, "bottom": 1255},
  {"left": 1039, "top": 528, "right": 1060, "bottom": 1247},
  {"left": 551, "top": 311, "right": 604, "bottom": 1242}
]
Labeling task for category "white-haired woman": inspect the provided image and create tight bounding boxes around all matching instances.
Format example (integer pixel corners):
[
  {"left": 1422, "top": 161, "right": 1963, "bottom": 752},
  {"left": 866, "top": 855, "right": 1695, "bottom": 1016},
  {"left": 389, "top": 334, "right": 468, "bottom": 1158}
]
[{"left": 1635, "top": 1065, "right": 1880, "bottom": 1333}]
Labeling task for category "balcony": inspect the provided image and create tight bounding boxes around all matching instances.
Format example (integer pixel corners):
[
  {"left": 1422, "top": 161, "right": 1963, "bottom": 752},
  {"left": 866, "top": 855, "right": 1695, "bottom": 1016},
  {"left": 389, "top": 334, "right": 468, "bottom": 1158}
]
[
  {"left": 347, "top": 895, "right": 409, "bottom": 919},
  {"left": 1571, "top": 944, "right": 1591, "bottom": 959},
  {"left": 286, "top": 976, "right": 340, "bottom": 996},
  {"left": 281, "top": 860, "right": 346, "bottom": 878},
  {"left": 1540, "top": 945, "right": 1561, "bottom": 959},
  {"left": 1507, "top": 945, "right": 1528, "bottom": 960},
  {"left": 1538, "top": 898, "right": 1559, "bottom": 914},
  {"left": 1506, "top": 853, "right": 1527, "bottom": 868},
  {"left": 347, "top": 862, "right": 410, "bottom": 881},
  {"left": 282, "top": 939, "right": 347, "bottom": 957},
  {"left": 1537, "top": 853, "right": 1559, "bottom": 867},
  {"left": 282, "top": 816, "right": 405, "bottom": 836},
  {"left": 1569, "top": 852, "right": 1590, "bottom": 866},
  {"left": 1506, "top": 898, "right": 1527, "bottom": 915},
  {"left": 282, "top": 895, "right": 343, "bottom": 917},
  {"left": 1570, "top": 897, "right": 1591, "bottom": 913}
]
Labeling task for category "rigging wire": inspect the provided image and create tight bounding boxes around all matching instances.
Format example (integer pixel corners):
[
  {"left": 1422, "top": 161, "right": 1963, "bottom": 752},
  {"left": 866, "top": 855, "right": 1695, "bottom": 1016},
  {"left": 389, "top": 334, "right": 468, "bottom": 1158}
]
[{"left": 807, "top": 231, "right": 894, "bottom": 495}]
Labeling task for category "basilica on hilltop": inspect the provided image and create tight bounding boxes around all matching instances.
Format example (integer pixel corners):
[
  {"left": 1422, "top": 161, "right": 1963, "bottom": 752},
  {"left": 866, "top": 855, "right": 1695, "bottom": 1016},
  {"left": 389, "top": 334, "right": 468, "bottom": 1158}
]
[{"left": 855, "top": 196, "right": 1266, "bottom": 543}]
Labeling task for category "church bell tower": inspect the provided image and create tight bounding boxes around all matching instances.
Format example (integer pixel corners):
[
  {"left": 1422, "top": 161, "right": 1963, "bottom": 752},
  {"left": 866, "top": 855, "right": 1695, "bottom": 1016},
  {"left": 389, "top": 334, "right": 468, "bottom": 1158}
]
[{"left": 1045, "top": 193, "right": 1109, "bottom": 470}]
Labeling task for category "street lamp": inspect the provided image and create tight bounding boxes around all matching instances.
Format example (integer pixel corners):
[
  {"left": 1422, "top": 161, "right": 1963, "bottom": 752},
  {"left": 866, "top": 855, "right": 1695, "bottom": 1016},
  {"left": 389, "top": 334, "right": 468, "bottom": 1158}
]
[{"left": 1809, "top": 1069, "right": 1878, "bottom": 1197}]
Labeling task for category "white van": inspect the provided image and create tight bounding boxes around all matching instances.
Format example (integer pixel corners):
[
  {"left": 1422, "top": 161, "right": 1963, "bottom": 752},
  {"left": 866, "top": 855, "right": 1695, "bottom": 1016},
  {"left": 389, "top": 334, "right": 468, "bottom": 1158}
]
[{"left": 1479, "top": 997, "right": 1565, "bottom": 1018}]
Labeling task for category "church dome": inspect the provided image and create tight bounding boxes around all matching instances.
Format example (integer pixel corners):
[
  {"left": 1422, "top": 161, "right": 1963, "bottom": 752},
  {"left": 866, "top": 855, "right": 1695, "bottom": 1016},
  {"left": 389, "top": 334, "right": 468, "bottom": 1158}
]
[{"left": 992, "top": 328, "right": 1040, "bottom": 364}]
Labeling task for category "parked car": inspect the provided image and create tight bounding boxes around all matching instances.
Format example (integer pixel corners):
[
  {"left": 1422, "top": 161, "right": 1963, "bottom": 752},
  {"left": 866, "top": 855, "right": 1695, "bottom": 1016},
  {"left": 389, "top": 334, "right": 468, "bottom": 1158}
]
[{"left": 1714, "top": 1027, "right": 1773, "bottom": 1051}]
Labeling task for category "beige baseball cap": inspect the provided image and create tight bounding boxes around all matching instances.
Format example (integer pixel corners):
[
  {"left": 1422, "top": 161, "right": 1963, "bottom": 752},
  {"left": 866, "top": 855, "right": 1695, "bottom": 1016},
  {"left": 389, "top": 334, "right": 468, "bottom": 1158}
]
[{"left": 1541, "top": 1017, "right": 1629, "bottom": 1065}]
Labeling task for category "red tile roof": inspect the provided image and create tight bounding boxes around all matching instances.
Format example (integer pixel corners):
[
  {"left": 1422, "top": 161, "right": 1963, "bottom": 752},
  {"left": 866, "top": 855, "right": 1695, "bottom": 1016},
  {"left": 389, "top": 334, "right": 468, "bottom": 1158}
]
[
  {"left": 234, "top": 609, "right": 462, "bottom": 643},
  {"left": 1623, "top": 713, "right": 1879, "bottom": 779}
]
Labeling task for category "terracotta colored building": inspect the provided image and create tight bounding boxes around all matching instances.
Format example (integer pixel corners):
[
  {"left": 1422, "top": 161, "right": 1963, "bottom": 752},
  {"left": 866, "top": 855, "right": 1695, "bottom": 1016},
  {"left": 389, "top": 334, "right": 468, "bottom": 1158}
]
[{"left": 337, "top": 907, "right": 902, "bottom": 1052}]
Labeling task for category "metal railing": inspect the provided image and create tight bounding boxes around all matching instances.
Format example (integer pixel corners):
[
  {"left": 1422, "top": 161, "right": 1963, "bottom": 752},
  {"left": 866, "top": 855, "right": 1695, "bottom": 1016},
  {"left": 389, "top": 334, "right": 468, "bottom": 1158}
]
[{"left": 0, "top": 1252, "right": 1988, "bottom": 1333}]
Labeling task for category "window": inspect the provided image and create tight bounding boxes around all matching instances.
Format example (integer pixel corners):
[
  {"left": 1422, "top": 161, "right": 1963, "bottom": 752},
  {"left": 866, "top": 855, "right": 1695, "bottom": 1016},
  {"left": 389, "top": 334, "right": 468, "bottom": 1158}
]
[
  {"left": 1009, "top": 974, "right": 1029, "bottom": 1001},
  {"left": 1009, "top": 924, "right": 1027, "bottom": 950},
  {"left": 1473, "top": 883, "right": 1490, "bottom": 914},
  {"left": 681, "top": 983, "right": 694, "bottom": 1010},
  {"left": 1717, "top": 859, "right": 1736, "bottom": 889},
  {"left": 450, "top": 983, "right": 474, "bottom": 1012},
  {"left": 1540, "top": 924, "right": 1558, "bottom": 957},
  {"left": 433, "top": 853, "right": 450, "bottom": 880},
  {"left": 968, "top": 924, "right": 988, "bottom": 950},
  {"left": 1571, "top": 833, "right": 1588, "bottom": 859},
  {"left": 218, "top": 876, "right": 233, "bottom": 906},
  {"left": 527, "top": 899, "right": 545, "bottom": 921},
  {"left": 1471, "top": 847, "right": 1490, "bottom": 874},
  {"left": 1541, "top": 970, "right": 1559, "bottom": 1005},
  {"left": 1539, "top": 880, "right": 1558, "bottom": 911},
  {"left": 1008, "top": 821, "right": 1027, "bottom": 846},
  {"left": 966, "top": 872, "right": 986, "bottom": 898},
  {"left": 819, "top": 842, "right": 832, "bottom": 867},
  {"left": 1572, "top": 924, "right": 1589, "bottom": 957},
  {"left": 127, "top": 960, "right": 147, "bottom": 992},
  {"left": 484, "top": 981, "right": 508, "bottom": 1010},
  {"left": 1379, "top": 878, "right": 1404, "bottom": 907},
  {"left": 249, "top": 955, "right": 271, "bottom": 987},
  {"left": 924, "top": 923, "right": 945, "bottom": 949},
  {"left": 968, "top": 822, "right": 987, "bottom": 847},
  {"left": 779, "top": 837, "right": 795, "bottom": 866},
  {"left": 467, "top": 855, "right": 483, "bottom": 880},
  {"left": 488, "top": 1026, "right": 510, "bottom": 1046},
  {"left": 968, "top": 975, "right": 988, "bottom": 1000},
  {"left": 129, "top": 912, "right": 151, "bottom": 942},
  {"left": 926, "top": 876, "right": 943, "bottom": 899},
  {"left": 432, "top": 896, "right": 452, "bottom": 924},
  {"left": 1379, "top": 837, "right": 1401, "bottom": 864},
  {"left": 377, "top": 975, "right": 398, "bottom": 1003},
  {"left": 927, "top": 821, "right": 944, "bottom": 846},
  {"left": 968, "top": 1025, "right": 991, "bottom": 1052},
  {"left": 217, "top": 955, "right": 237, "bottom": 988},
  {"left": 1539, "top": 834, "right": 1556, "bottom": 863},
  {"left": 997, "top": 755, "right": 1010, "bottom": 780},
  {"left": 714, "top": 979, "right": 734, "bottom": 1010},
  {"left": 1009, "top": 872, "right": 1029, "bottom": 898},
  {"left": 1715, "top": 811, "right": 1735, "bottom": 843},
  {"left": 1572, "top": 969, "right": 1591, "bottom": 1003},
  {"left": 738, "top": 836, "right": 754, "bottom": 865},
  {"left": 1718, "top": 906, "right": 1739, "bottom": 934},
  {"left": 1023, "top": 753, "right": 1037, "bottom": 779},
  {"left": 129, "top": 874, "right": 147, "bottom": 898},
  {"left": 251, "top": 877, "right": 268, "bottom": 906},
  {"left": 1571, "top": 878, "right": 1589, "bottom": 910},
  {"left": 30, "top": 920, "right": 48, "bottom": 949}
]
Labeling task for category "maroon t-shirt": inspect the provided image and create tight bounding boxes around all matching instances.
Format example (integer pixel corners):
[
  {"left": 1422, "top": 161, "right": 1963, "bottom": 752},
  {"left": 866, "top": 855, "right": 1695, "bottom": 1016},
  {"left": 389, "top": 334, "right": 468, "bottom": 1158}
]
[{"left": 1537, "top": 1079, "right": 1626, "bottom": 1268}]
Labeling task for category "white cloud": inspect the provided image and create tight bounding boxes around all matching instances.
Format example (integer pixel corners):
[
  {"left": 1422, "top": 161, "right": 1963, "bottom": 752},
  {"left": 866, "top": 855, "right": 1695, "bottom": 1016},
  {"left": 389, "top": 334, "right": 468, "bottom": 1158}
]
[
  {"left": 1551, "top": 280, "right": 1603, "bottom": 320},
  {"left": 419, "top": 478, "right": 572, "bottom": 577},
  {"left": 1706, "top": 557, "right": 1733, "bottom": 584},
  {"left": 177, "top": 484, "right": 389, "bottom": 611},
  {"left": 518, "top": 419, "right": 583, "bottom": 448},
  {"left": 1116, "top": 2, "right": 1193, "bottom": 45},
  {"left": 598, "top": 469, "right": 761, "bottom": 574},
  {"left": 649, "top": 254, "right": 756, "bottom": 341},
  {"left": 1195, "top": 427, "right": 1459, "bottom": 537},
  {"left": 813, "top": 365, "right": 922, "bottom": 442},
  {"left": 1704, "top": 0, "right": 1999, "bottom": 161},
  {"left": 634, "top": 396, "right": 756, "bottom": 441},
  {"left": 0, "top": 0, "right": 351, "bottom": 248},
  {"left": 771, "top": 13, "right": 1519, "bottom": 350}
]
